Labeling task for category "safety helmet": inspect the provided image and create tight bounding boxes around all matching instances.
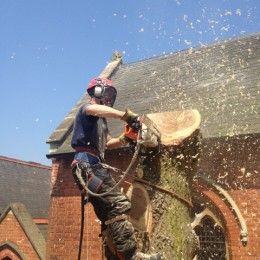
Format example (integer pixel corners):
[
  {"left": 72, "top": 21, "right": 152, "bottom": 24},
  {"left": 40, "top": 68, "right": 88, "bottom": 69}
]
[{"left": 87, "top": 78, "right": 117, "bottom": 107}]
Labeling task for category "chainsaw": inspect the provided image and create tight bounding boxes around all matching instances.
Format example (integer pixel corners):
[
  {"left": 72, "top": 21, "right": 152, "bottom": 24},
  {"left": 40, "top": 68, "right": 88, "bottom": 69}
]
[{"left": 124, "top": 115, "right": 160, "bottom": 149}]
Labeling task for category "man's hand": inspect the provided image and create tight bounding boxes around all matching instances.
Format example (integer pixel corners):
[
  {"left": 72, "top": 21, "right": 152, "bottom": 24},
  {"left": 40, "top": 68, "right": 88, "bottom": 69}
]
[
  {"left": 119, "top": 133, "right": 137, "bottom": 151},
  {"left": 119, "top": 133, "right": 131, "bottom": 146},
  {"left": 121, "top": 108, "right": 141, "bottom": 129}
]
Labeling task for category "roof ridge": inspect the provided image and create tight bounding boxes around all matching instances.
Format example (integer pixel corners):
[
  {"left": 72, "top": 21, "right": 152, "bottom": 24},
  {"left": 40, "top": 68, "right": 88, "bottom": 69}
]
[
  {"left": 0, "top": 156, "right": 51, "bottom": 170},
  {"left": 122, "top": 32, "right": 260, "bottom": 66}
]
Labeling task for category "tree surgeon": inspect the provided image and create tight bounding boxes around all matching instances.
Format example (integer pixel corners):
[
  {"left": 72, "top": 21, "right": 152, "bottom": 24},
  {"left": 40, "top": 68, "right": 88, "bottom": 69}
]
[{"left": 71, "top": 78, "right": 161, "bottom": 260}]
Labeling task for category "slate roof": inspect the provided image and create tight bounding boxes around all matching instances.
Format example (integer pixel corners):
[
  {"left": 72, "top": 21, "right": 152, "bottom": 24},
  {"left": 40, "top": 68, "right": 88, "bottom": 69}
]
[
  {"left": 0, "top": 156, "right": 52, "bottom": 219},
  {"left": 47, "top": 33, "right": 260, "bottom": 157}
]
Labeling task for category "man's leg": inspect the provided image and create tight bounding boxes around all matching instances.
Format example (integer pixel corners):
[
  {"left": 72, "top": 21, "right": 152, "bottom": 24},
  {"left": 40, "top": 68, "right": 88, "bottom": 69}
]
[
  {"left": 90, "top": 170, "right": 137, "bottom": 258},
  {"left": 90, "top": 169, "right": 161, "bottom": 260}
]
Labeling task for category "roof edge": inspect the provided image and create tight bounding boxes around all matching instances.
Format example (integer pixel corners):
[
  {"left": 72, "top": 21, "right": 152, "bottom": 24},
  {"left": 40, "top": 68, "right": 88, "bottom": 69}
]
[
  {"left": 120, "top": 32, "right": 260, "bottom": 66},
  {"left": 0, "top": 156, "right": 51, "bottom": 170},
  {"left": 0, "top": 203, "right": 46, "bottom": 260}
]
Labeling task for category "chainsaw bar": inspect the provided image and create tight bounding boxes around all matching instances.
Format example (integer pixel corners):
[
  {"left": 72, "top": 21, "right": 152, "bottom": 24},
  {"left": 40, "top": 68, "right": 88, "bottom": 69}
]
[{"left": 142, "top": 114, "right": 162, "bottom": 138}]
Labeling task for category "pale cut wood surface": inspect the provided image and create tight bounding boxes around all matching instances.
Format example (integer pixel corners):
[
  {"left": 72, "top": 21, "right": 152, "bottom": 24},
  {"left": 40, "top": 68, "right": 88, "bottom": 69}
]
[{"left": 145, "top": 110, "right": 201, "bottom": 146}]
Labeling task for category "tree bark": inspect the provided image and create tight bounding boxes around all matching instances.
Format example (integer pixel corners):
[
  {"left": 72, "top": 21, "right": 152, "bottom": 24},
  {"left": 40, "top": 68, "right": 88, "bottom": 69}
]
[{"left": 132, "top": 110, "right": 201, "bottom": 259}]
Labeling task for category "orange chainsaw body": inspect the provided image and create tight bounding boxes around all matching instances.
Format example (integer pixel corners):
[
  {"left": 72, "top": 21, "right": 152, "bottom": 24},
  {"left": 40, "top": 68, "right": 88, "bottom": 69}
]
[{"left": 124, "top": 123, "right": 139, "bottom": 141}]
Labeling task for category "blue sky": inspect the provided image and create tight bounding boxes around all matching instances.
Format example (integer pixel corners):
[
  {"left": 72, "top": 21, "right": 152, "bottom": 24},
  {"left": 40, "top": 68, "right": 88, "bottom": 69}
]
[{"left": 0, "top": 0, "right": 259, "bottom": 166}]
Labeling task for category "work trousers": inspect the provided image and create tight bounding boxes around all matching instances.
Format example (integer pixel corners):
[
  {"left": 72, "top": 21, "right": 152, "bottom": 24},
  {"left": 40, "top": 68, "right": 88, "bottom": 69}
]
[{"left": 71, "top": 153, "right": 137, "bottom": 258}]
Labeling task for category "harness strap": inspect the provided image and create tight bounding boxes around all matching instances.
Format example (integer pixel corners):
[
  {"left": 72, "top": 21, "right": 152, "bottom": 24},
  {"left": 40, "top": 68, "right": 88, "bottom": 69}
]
[
  {"left": 105, "top": 214, "right": 128, "bottom": 225},
  {"left": 86, "top": 174, "right": 104, "bottom": 193},
  {"left": 75, "top": 146, "right": 100, "bottom": 158},
  {"left": 71, "top": 151, "right": 101, "bottom": 169},
  {"left": 72, "top": 161, "right": 104, "bottom": 201}
]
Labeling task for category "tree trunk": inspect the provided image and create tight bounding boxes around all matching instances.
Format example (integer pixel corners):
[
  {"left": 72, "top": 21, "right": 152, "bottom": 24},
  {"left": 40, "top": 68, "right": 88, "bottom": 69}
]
[{"left": 132, "top": 110, "right": 201, "bottom": 259}]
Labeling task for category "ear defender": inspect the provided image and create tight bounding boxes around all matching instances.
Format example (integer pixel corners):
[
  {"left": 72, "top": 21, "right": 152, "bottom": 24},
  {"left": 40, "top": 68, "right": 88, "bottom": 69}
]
[{"left": 94, "top": 86, "right": 103, "bottom": 97}]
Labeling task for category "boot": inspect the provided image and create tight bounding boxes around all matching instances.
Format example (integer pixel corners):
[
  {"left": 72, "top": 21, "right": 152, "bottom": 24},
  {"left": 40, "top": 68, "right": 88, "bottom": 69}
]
[{"left": 132, "top": 251, "right": 162, "bottom": 260}]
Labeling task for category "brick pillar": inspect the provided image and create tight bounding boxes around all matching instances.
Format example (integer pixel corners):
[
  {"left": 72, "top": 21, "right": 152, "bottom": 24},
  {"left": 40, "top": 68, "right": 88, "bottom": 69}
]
[{"left": 46, "top": 158, "right": 103, "bottom": 260}]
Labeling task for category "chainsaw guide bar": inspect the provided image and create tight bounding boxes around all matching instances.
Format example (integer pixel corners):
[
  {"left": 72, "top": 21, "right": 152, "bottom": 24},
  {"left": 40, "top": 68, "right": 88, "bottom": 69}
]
[{"left": 142, "top": 114, "right": 162, "bottom": 138}]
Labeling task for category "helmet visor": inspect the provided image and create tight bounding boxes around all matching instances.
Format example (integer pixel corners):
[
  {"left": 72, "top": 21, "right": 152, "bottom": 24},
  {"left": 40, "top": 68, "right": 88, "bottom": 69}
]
[{"left": 103, "top": 87, "right": 117, "bottom": 107}]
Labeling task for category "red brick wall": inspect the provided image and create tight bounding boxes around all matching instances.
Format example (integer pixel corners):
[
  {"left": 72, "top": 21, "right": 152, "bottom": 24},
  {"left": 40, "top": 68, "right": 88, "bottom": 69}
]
[
  {"left": 46, "top": 159, "right": 103, "bottom": 260},
  {"left": 0, "top": 213, "right": 39, "bottom": 259},
  {"left": 46, "top": 143, "right": 259, "bottom": 259},
  {"left": 228, "top": 189, "right": 260, "bottom": 259},
  {"left": 195, "top": 136, "right": 260, "bottom": 259},
  {"left": 195, "top": 182, "right": 260, "bottom": 259}
]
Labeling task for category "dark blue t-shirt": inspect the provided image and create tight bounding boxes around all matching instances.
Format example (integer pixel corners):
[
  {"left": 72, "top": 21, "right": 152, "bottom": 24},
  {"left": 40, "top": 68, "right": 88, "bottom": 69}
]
[{"left": 71, "top": 102, "right": 109, "bottom": 157}]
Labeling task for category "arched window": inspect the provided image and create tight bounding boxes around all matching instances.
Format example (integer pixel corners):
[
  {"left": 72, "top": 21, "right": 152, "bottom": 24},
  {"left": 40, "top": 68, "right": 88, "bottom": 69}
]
[
  {"left": 194, "top": 215, "right": 227, "bottom": 259},
  {"left": 0, "top": 241, "right": 26, "bottom": 260},
  {"left": 192, "top": 204, "right": 228, "bottom": 260}
]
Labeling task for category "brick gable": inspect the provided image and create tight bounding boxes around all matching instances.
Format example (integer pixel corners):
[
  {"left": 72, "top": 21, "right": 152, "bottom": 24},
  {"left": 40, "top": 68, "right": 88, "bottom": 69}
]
[{"left": 0, "top": 203, "right": 46, "bottom": 260}]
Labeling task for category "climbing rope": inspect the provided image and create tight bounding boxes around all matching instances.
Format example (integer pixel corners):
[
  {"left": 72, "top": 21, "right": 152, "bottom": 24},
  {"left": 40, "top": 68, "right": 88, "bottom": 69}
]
[
  {"left": 76, "top": 137, "right": 142, "bottom": 198},
  {"left": 132, "top": 177, "right": 193, "bottom": 208},
  {"left": 78, "top": 194, "right": 85, "bottom": 260}
]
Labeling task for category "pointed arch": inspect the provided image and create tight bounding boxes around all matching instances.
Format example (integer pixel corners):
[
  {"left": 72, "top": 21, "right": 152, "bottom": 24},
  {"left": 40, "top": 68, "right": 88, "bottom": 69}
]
[
  {"left": 0, "top": 241, "right": 27, "bottom": 260},
  {"left": 193, "top": 213, "right": 228, "bottom": 259},
  {"left": 195, "top": 174, "right": 248, "bottom": 245}
]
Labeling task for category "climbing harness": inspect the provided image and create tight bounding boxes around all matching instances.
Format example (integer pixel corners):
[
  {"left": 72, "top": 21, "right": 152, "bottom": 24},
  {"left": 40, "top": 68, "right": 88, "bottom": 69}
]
[
  {"left": 73, "top": 135, "right": 142, "bottom": 199},
  {"left": 104, "top": 214, "right": 128, "bottom": 225},
  {"left": 74, "top": 133, "right": 141, "bottom": 260}
]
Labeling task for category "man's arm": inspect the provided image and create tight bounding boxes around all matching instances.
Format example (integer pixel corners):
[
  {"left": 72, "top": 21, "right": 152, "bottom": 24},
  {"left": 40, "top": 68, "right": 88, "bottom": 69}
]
[
  {"left": 86, "top": 104, "right": 124, "bottom": 118},
  {"left": 87, "top": 104, "right": 138, "bottom": 149},
  {"left": 106, "top": 136, "right": 122, "bottom": 149}
]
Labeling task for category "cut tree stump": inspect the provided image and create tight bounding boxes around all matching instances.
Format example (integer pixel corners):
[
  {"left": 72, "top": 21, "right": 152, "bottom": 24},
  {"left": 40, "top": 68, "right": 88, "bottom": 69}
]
[
  {"left": 129, "top": 109, "right": 201, "bottom": 260},
  {"left": 144, "top": 109, "right": 201, "bottom": 146}
]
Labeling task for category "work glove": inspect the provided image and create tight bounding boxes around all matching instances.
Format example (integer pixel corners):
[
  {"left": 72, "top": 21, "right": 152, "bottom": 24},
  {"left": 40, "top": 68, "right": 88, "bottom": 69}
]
[
  {"left": 121, "top": 108, "right": 141, "bottom": 129},
  {"left": 119, "top": 133, "right": 137, "bottom": 151},
  {"left": 119, "top": 133, "right": 131, "bottom": 146}
]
